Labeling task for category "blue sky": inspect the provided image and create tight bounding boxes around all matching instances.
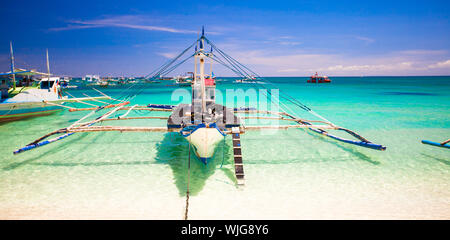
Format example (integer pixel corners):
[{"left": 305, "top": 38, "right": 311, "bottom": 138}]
[{"left": 1, "top": 0, "right": 449, "bottom": 76}]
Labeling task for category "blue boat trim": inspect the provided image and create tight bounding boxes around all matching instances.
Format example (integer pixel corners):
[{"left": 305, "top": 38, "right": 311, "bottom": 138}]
[
  {"left": 187, "top": 143, "right": 211, "bottom": 164},
  {"left": 14, "top": 132, "right": 75, "bottom": 154},
  {"left": 225, "top": 124, "right": 240, "bottom": 128},
  {"left": 292, "top": 118, "right": 386, "bottom": 150},
  {"left": 233, "top": 107, "right": 256, "bottom": 111},
  {"left": 309, "top": 128, "right": 386, "bottom": 151},
  {"left": 199, "top": 157, "right": 211, "bottom": 164},
  {"left": 13, "top": 121, "right": 96, "bottom": 154},
  {"left": 180, "top": 122, "right": 226, "bottom": 137},
  {"left": 147, "top": 104, "right": 175, "bottom": 109},
  {"left": 421, "top": 140, "right": 450, "bottom": 149},
  {"left": 0, "top": 106, "right": 62, "bottom": 115}
]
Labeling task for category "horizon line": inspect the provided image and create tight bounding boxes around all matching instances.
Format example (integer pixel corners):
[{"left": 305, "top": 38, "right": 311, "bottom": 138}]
[{"left": 64, "top": 75, "right": 450, "bottom": 78}]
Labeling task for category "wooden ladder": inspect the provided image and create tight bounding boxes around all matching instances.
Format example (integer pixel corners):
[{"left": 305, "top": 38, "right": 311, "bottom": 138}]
[{"left": 232, "top": 127, "right": 244, "bottom": 185}]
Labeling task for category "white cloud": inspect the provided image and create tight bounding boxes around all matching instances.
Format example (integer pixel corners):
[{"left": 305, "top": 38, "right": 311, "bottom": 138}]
[
  {"left": 158, "top": 52, "right": 177, "bottom": 59},
  {"left": 278, "top": 36, "right": 294, "bottom": 39},
  {"left": 49, "top": 15, "right": 197, "bottom": 34},
  {"left": 217, "top": 45, "right": 450, "bottom": 76},
  {"left": 262, "top": 36, "right": 303, "bottom": 47},
  {"left": 397, "top": 50, "right": 447, "bottom": 55},
  {"left": 279, "top": 41, "right": 302, "bottom": 46},
  {"left": 277, "top": 68, "right": 300, "bottom": 72},
  {"left": 325, "top": 62, "right": 413, "bottom": 72},
  {"left": 355, "top": 36, "right": 375, "bottom": 44},
  {"left": 428, "top": 59, "right": 450, "bottom": 69}
]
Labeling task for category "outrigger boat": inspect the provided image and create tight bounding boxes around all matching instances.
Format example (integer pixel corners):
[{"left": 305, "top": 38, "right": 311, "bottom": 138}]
[
  {"left": 14, "top": 28, "right": 386, "bottom": 185},
  {"left": 0, "top": 42, "right": 114, "bottom": 122}
]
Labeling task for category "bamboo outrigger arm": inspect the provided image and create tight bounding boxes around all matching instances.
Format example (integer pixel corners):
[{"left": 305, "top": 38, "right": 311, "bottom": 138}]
[
  {"left": 285, "top": 114, "right": 385, "bottom": 150},
  {"left": 14, "top": 102, "right": 386, "bottom": 155},
  {"left": 242, "top": 122, "right": 385, "bottom": 151},
  {"left": 68, "top": 126, "right": 168, "bottom": 133},
  {"left": 13, "top": 102, "right": 174, "bottom": 154},
  {"left": 68, "top": 101, "right": 130, "bottom": 112},
  {"left": 235, "top": 108, "right": 385, "bottom": 151},
  {"left": 243, "top": 125, "right": 336, "bottom": 130}
]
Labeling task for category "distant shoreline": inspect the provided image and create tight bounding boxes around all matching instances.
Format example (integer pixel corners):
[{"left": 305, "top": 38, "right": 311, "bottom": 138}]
[{"left": 66, "top": 75, "right": 450, "bottom": 78}]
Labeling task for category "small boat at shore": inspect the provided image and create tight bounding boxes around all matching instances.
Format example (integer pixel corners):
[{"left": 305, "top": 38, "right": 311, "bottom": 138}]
[
  {"left": 308, "top": 72, "right": 331, "bottom": 83},
  {"left": 0, "top": 43, "right": 113, "bottom": 122}
]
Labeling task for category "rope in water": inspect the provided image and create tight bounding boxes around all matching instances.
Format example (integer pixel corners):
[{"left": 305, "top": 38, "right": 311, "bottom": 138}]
[
  {"left": 184, "top": 142, "right": 191, "bottom": 220},
  {"left": 220, "top": 135, "right": 226, "bottom": 168}
]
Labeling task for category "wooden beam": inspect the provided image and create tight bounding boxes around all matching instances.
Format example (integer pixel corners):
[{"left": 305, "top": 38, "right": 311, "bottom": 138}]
[
  {"left": 43, "top": 101, "right": 75, "bottom": 110},
  {"left": 69, "top": 126, "right": 168, "bottom": 133},
  {"left": 74, "top": 100, "right": 100, "bottom": 107},
  {"left": 68, "top": 101, "right": 129, "bottom": 112},
  {"left": 244, "top": 125, "right": 337, "bottom": 130},
  {"left": 121, "top": 107, "right": 173, "bottom": 112},
  {"left": 100, "top": 116, "right": 169, "bottom": 122},
  {"left": 82, "top": 93, "right": 110, "bottom": 104}
]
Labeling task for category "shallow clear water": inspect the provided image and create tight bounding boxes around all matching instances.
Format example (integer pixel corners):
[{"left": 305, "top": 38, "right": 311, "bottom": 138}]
[{"left": 0, "top": 77, "right": 449, "bottom": 219}]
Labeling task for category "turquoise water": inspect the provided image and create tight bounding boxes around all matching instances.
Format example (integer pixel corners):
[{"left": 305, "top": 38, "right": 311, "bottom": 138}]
[{"left": 0, "top": 76, "right": 449, "bottom": 219}]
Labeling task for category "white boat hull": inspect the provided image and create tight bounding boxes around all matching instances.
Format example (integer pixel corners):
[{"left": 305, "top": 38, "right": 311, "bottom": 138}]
[
  {"left": 0, "top": 88, "right": 64, "bottom": 122},
  {"left": 184, "top": 126, "right": 224, "bottom": 164}
]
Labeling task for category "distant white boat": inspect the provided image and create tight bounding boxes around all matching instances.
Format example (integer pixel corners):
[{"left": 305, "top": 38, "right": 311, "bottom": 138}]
[
  {"left": 83, "top": 74, "right": 100, "bottom": 82},
  {"left": 0, "top": 43, "right": 110, "bottom": 122},
  {"left": 0, "top": 78, "right": 65, "bottom": 122},
  {"left": 173, "top": 72, "right": 193, "bottom": 86},
  {"left": 234, "top": 76, "right": 258, "bottom": 83}
]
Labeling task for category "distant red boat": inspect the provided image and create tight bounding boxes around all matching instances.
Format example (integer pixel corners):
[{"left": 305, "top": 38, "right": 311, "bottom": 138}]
[{"left": 307, "top": 72, "right": 331, "bottom": 83}]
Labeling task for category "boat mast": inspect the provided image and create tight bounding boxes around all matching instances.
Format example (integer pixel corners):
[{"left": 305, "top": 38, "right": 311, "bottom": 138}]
[
  {"left": 209, "top": 46, "right": 213, "bottom": 77},
  {"left": 194, "top": 48, "right": 198, "bottom": 84},
  {"left": 46, "top": 49, "right": 50, "bottom": 80},
  {"left": 199, "top": 27, "right": 206, "bottom": 113},
  {"left": 9, "top": 41, "right": 16, "bottom": 91},
  {"left": 46, "top": 49, "right": 51, "bottom": 91}
]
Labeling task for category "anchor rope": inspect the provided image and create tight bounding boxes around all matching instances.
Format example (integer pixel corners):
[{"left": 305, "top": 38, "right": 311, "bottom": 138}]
[
  {"left": 184, "top": 142, "right": 191, "bottom": 220},
  {"left": 220, "top": 135, "right": 226, "bottom": 168}
]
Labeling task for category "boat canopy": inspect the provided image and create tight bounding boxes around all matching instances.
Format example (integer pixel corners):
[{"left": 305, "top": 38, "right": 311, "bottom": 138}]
[
  {"left": 40, "top": 77, "right": 59, "bottom": 81},
  {"left": 0, "top": 67, "right": 51, "bottom": 77}
]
